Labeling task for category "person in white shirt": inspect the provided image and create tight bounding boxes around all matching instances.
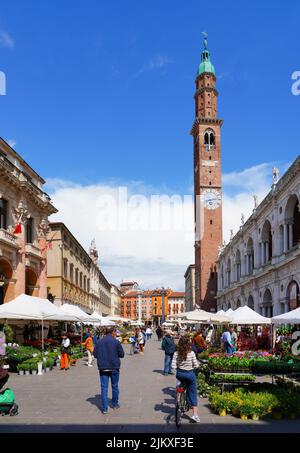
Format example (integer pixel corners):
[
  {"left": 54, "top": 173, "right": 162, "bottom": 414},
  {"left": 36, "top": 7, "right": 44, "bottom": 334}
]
[
  {"left": 146, "top": 327, "right": 152, "bottom": 340},
  {"left": 60, "top": 332, "right": 70, "bottom": 370},
  {"left": 172, "top": 336, "right": 200, "bottom": 423},
  {"left": 221, "top": 327, "right": 234, "bottom": 354}
]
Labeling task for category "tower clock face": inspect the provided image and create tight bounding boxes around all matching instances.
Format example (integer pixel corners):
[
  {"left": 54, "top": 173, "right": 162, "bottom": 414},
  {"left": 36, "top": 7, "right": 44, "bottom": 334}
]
[{"left": 202, "top": 189, "right": 221, "bottom": 210}]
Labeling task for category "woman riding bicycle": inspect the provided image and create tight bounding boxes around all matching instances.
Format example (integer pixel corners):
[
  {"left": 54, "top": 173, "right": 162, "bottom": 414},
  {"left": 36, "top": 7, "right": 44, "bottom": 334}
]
[{"left": 171, "top": 335, "right": 200, "bottom": 423}]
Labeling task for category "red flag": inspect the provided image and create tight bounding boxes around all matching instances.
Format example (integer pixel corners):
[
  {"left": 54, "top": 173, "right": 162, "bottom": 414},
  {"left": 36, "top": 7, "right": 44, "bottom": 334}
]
[{"left": 13, "top": 223, "right": 22, "bottom": 234}]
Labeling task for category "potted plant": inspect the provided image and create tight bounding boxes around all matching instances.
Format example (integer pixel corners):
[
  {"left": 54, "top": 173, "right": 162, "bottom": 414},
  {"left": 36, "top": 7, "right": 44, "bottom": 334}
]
[
  {"left": 24, "top": 363, "right": 31, "bottom": 376},
  {"left": 17, "top": 364, "right": 24, "bottom": 376}
]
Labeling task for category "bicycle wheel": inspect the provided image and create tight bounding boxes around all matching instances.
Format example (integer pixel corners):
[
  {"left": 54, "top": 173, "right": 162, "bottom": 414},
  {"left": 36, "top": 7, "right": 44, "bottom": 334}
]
[{"left": 175, "top": 402, "right": 182, "bottom": 428}]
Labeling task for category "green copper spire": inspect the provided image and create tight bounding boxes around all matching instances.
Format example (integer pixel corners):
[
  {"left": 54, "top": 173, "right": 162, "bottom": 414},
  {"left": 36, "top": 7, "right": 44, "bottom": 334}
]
[{"left": 197, "top": 32, "right": 215, "bottom": 76}]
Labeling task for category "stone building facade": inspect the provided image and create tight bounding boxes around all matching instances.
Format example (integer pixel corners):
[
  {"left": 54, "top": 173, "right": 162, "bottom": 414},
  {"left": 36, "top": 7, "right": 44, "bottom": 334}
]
[
  {"left": 110, "top": 284, "right": 121, "bottom": 316},
  {"left": 168, "top": 291, "right": 185, "bottom": 320},
  {"left": 46, "top": 223, "right": 111, "bottom": 314},
  {"left": 184, "top": 264, "right": 196, "bottom": 312},
  {"left": 216, "top": 157, "right": 300, "bottom": 317},
  {"left": 0, "top": 138, "right": 57, "bottom": 304}
]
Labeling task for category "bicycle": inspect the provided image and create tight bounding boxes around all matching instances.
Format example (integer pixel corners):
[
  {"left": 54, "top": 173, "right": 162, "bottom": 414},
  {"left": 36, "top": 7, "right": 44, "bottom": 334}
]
[{"left": 175, "top": 382, "right": 191, "bottom": 428}]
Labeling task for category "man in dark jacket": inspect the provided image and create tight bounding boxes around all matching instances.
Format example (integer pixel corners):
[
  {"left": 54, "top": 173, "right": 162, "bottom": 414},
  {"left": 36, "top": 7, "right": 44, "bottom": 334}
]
[
  {"left": 93, "top": 327, "right": 125, "bottom": 414},
  {"left": 161, "top": 330, "right": 176, "bottom": 376}
]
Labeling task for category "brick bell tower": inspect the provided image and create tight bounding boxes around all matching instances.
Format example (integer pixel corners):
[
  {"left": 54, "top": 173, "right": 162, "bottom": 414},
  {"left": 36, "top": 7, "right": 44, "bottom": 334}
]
[{"left": 191, "top": 34, "right": 223, "bottom": 311}]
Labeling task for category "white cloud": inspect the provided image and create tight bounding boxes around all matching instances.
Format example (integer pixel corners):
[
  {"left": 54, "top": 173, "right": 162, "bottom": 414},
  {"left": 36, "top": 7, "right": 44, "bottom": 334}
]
[
  {"left": 46, "top": 161, "right": 289, "bottom": 291},
  {"left": 134, "top": 53, "right": 172, "bottom": 78},
  {"left": 0, "top": 31, "right": 15, "bottom": 49},
  {"left": 46, "top": 181, "right": 194, "bottom": 291}
]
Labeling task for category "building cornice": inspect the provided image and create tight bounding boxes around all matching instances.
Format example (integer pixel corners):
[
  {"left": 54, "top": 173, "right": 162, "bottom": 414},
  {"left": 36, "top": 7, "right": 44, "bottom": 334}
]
[{"left": 190, "top": 117, "right": 224, "bottom": 136}]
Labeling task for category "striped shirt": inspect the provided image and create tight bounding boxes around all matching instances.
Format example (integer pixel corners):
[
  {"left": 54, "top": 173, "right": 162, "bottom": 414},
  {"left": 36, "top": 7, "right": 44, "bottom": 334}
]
[{"left": 171, "top": 351, "right": 199, "bottom": 371}]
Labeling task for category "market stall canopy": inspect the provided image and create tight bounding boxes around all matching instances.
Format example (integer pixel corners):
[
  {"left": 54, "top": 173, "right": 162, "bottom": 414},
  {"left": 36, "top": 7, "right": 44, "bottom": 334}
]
[
  {"left": 91, "top": 311, "right": 116, "bottom": 326},
  {"left": 210, "top": 312, "right": 232, "bottom": 323},
  {"left": 229, "top": 306, "right": 271, "bottom": 325},
  {"left": 217, "top": 310, "right": 226, "bottom": 315},
  {"left": 225, "top": 308, "right": 234, "bottom": 315},
  {"left": 161, "top": 322, "right": 175, "bottom": 327},
  {"left": 0, "top": 294, "right": 75, "bottom": 321},
  {"left": 272, "top": 307, "right": 300, "bottom": 325},
  {"left": 107, "top": 315, "right": 131, "bottom": 323},
  {"left": 60, "top": 304, "right": 99, "bottom": 323},
  {"left": 185, "top": 309, "right": 214, "bottom": 322}
]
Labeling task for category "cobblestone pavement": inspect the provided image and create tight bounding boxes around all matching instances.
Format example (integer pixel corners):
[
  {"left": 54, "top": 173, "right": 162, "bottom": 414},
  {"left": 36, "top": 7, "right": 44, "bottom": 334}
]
[{"left": 0, "top": 339, "right": 300, "bottom": 433}]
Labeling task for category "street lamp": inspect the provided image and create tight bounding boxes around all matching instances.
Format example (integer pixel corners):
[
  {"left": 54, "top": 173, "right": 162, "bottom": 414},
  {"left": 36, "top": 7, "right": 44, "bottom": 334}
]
[{"left": 161, "top": 287, "right": 167, "bottom": 325}]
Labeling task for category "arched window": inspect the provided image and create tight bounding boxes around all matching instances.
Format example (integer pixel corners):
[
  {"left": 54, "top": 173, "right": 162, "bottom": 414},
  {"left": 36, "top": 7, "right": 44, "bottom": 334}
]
[
  {"left": 284, "top": 194, "right": 300, "bottom": 249},
  {"left": 26, "top": 217, "right": 34, "bottom": 244},
  {"left": 247, "top": 295, "right": 254, "bottom": 310},
  {"left": 261, "top": 220, "right": 272, "bottom": 264},
  {"left": 204, "top": 129, "right": 215, "bottom": 149},
  {"left": 287, "top": 281, "right": 300, "bottom": 311},
  {"left": 235, "top": 250, "right": 241, "bottom": 281},
  {"left": 226, "top": 258, "right": 231, "bottom": 287},
  {"left": 246, "top": 238, "right": 254, "bottom": 274},
  {"left": 262, "top": 289, "right": 273, "bottom": 318}
]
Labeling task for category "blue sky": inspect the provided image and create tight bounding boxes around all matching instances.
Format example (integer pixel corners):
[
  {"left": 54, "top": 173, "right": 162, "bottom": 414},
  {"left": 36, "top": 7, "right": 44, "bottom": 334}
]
[
  {"left": 1, "top": 0, "right": 299, "bottom": 189},
  {"left": 0, "top": 1, "right": 299, "bottom": 289}
]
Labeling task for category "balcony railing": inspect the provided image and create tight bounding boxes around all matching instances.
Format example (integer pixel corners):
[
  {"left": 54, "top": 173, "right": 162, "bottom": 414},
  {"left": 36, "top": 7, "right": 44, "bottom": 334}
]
[
  {"left": 0, "top": 228, "right": 19, "bottom": 248},
  {"left": 25, "top": 243, "right": 42, "bottom": 259}
]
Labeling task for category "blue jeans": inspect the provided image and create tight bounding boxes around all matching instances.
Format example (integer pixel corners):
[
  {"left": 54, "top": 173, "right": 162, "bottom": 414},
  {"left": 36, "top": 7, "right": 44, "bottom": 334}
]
[
  {"left": 164, "top": 353, "right": 173, "bottom": 374},
  {"left": 99, "top": 369, "right": 120, "bottom": 411},
  {"left": 176, "top": 369, "right": 198, "bottom": 407},
  {"left": 224, "top": 342, "right": 233, "bottom": 354}
]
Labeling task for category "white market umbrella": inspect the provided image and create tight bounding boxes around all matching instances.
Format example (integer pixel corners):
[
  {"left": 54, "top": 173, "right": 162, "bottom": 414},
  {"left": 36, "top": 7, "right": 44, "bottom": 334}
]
[
  {"left": 210, "top": 312, "right": 232, "bottom": 323},
  {"left": 0, "top": 294, "right": 76, "bottom": 351},
  {"left": 229, "top": 305, "right": 271, "bottom": 325},
  {"left": 0, "top": 294, "right": 75, "bottom": 322},
  {"left": 91, "top": 311, "right": 115, "bottom": 327},
  {"left": 225, "top": 308, "right": 234, "bottom": 315},
  {"left": 60, "top": 303, "right": 99, "bottom": 323},
  {"left": 185, "top": 309, "right": 214, "bottom": 322},
  {"left": 107, "top": 315, "right": 131, "bottom": 323},
  {"left": 217, "top": 309, "right": 225, "bottom": 315},
  {"left": 272, "top": 307, "right": 300, "bottom": 325}
]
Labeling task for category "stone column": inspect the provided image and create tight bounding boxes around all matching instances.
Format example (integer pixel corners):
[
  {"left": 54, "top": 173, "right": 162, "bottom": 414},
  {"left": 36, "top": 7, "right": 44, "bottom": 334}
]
[
  {"left": 289, "top": 223, "right": 293, "bottom": 249},
  {"left": 14, "top": 222, "right": 26, "bottom": 297},
  {"left": 266, "top": 241, "right": 270, "bottom": 263},
  {"left": 260, "top": 242, "right": 264, "bottom": 265},
  {"left": 283, "top": 224, "right": 288, "bottom": 252},
  {"left": 38, "top": 218, "right": 49, "bottom": 299}
]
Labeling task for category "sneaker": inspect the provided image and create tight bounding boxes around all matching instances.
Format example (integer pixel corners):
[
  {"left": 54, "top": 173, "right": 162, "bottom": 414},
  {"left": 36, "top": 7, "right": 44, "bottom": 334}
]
[
  {"left": 87, "top": 364, "right": 93, "bottom": 367},
  {"left": 102, "top": 410, "right": 108, "bottom": 414},
  {"left": 112, "top": 404, "right": 120, "bottom": 410},
  {"left": 191, "top": 415, "right": 201, "bottom": 423},
  {"left": 163, "top": 372, "right": 168, "bottom": 376}
]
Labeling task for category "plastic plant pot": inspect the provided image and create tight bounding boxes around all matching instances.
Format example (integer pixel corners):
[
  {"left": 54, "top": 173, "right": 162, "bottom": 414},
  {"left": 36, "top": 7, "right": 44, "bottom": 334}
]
[
  {"left": 18, "top": 370, "right": 24, "bottom": 376},
  {"left": 31, "top": 370, "right": 37, "bottom": 375}
]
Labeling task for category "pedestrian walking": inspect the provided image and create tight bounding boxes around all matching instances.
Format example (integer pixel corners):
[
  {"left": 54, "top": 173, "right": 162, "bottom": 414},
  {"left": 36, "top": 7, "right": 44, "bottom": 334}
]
[
  {"left": 156, "top": 325, "right": 163, "bottom": 341},
  {"left": 146, "top": 326, "right": 152, "bottom": 340},
  {"left": 93, "top": 327, "right": 125, "bottom": 414},
  {"left": 136, "top": 328, "right": 144, "bottom": 354},
  {"left": 161, "top": 330, "right": 176, "bottom": 375},
  {"left": 221, "top": 326, "right": 234, "bottom": 354},
  {"left": 60, "top": 331, "right": 70, "bottom": 371},
  {"left": 82, "top": 331, "right": 94, "bottom": 367}
]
